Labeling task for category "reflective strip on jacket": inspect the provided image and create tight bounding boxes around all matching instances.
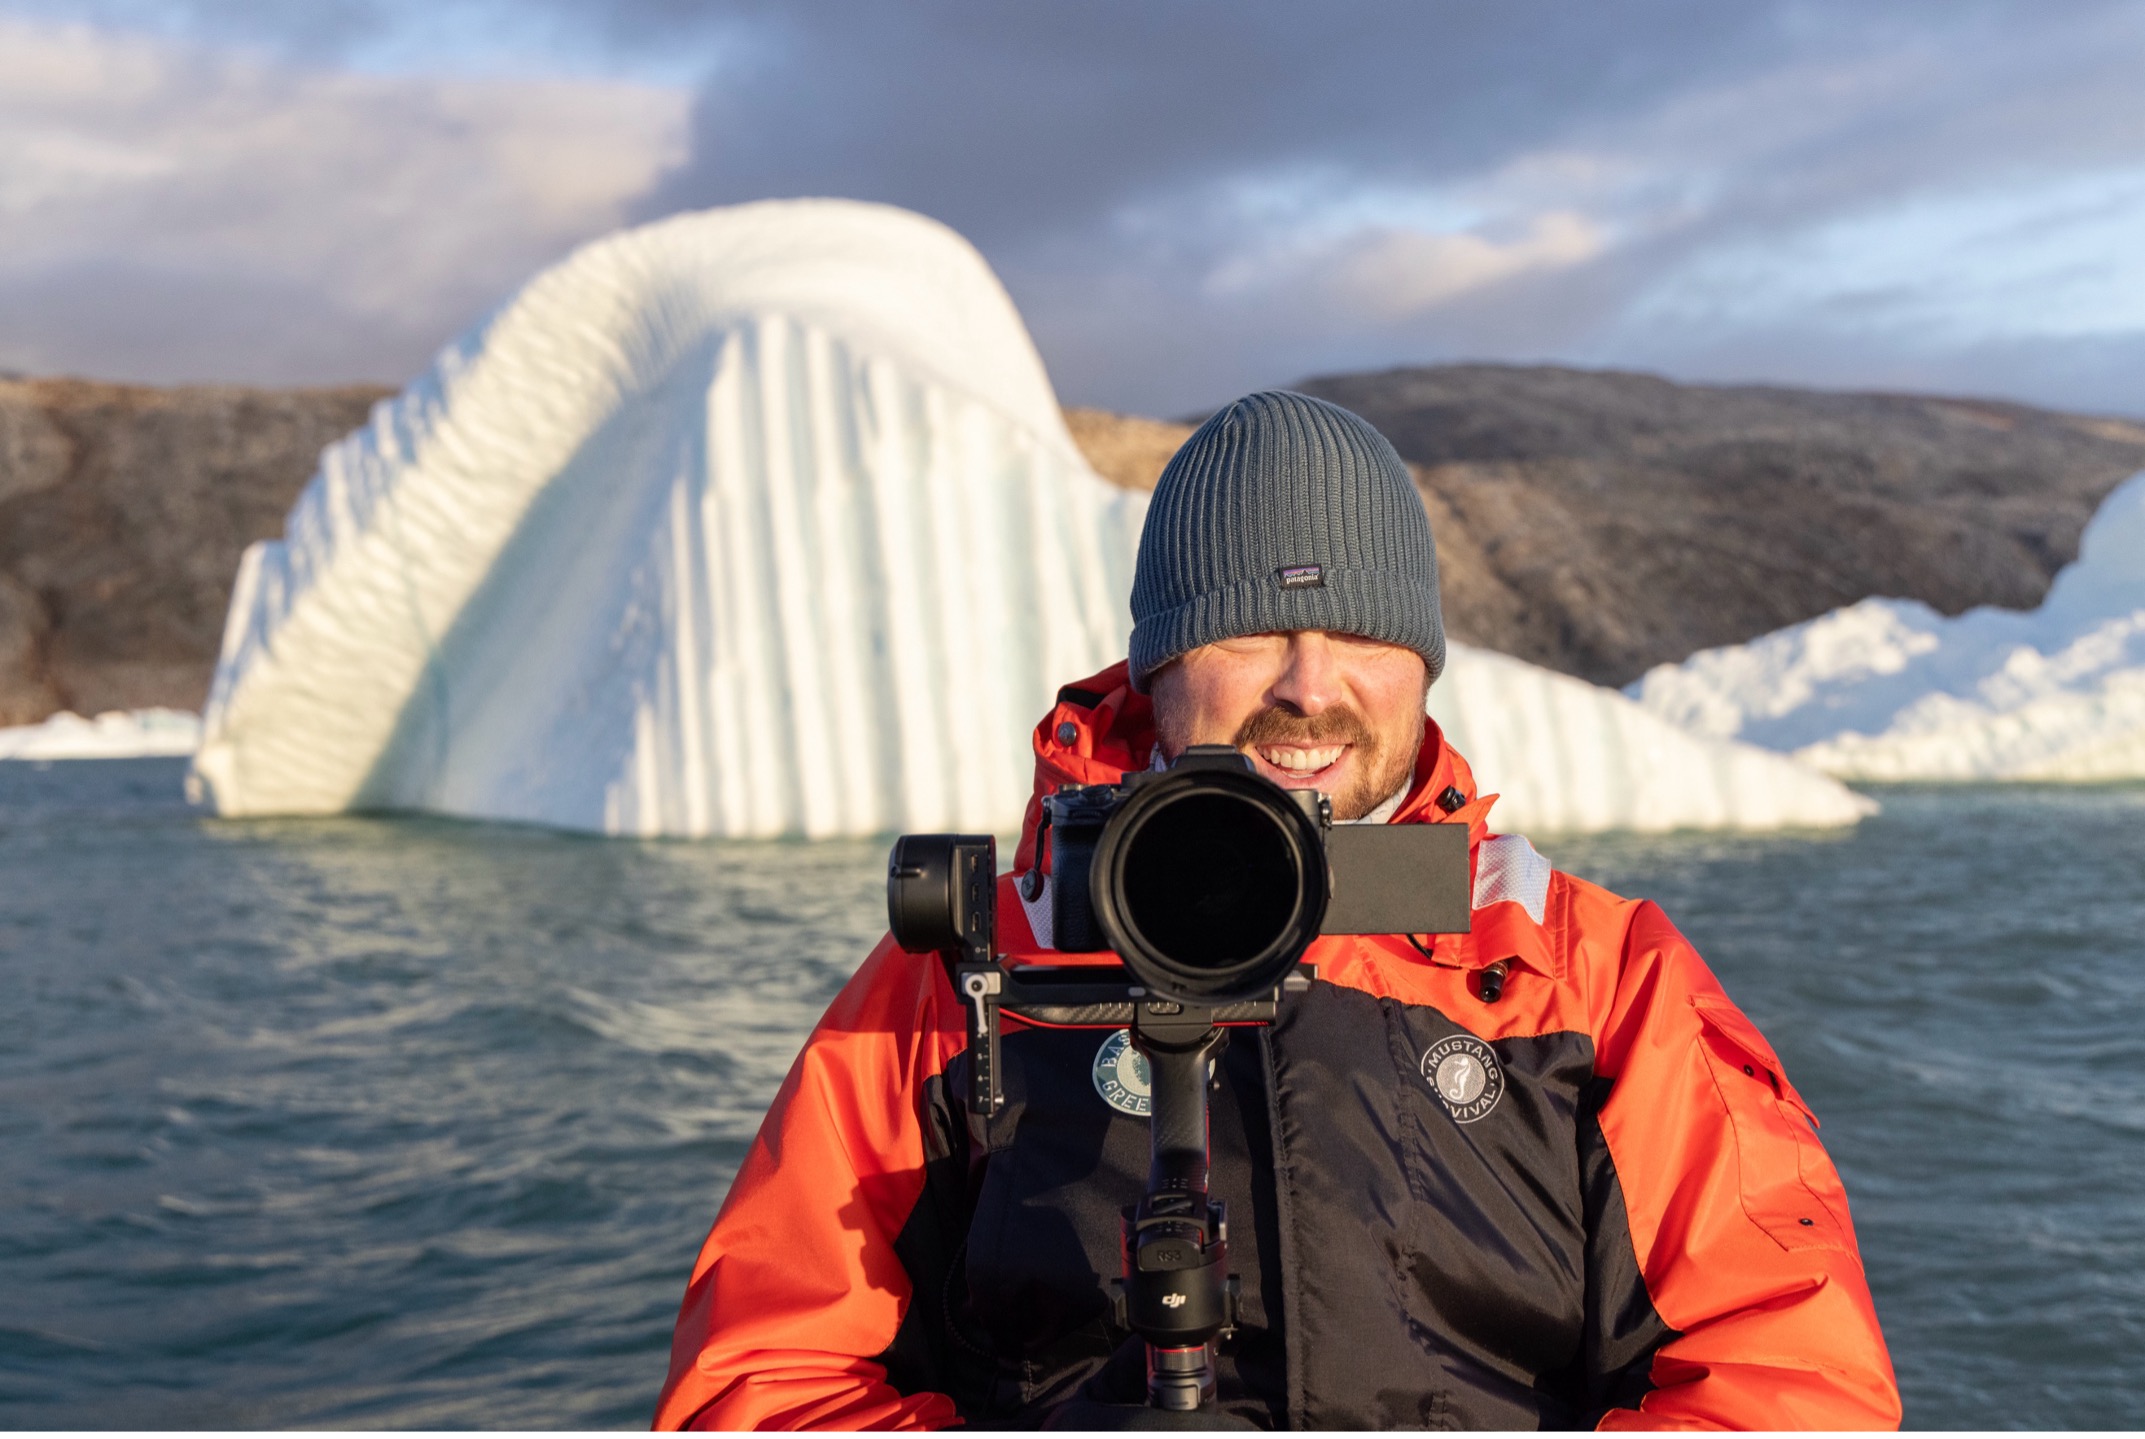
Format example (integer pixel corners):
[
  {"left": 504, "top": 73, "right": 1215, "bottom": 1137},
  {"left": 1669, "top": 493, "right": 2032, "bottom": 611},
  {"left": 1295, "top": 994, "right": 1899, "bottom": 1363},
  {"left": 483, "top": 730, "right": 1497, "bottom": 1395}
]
[{"left": 654, "top": 660, "right": 1901, "bottom": 1430}]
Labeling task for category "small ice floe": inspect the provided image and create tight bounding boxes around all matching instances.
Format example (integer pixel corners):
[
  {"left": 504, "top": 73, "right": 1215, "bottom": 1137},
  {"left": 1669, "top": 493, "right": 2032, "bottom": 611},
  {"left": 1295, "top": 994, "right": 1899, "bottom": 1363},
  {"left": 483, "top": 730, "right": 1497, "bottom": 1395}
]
[{"left": 0, "top": 708, "right": 202, "bottom": 761}]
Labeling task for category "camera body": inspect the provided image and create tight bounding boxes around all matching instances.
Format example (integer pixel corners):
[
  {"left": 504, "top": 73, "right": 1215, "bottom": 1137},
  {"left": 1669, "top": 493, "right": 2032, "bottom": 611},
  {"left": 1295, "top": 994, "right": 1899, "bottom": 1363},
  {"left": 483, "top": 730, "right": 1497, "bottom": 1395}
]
[
  {"left": 1037, "top": 746, "right": 1321, "bottom": 950},
  {"left": 1030, "top": 746, "right": 1332, "bottom": 1003},
  {"left": 1015, "top": 744, "right": 1477, "bottom": 1008},
  {"left": 888, "top": 743, "right": 1473, "bottom": 1024}
]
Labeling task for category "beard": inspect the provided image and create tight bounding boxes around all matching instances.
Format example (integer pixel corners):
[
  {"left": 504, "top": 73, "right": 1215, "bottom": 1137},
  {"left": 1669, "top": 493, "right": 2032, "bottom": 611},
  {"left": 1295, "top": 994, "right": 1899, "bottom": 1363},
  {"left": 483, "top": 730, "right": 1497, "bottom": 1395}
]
[{"left": 1231, "top": 701, "right": 1424, "bottom": 821}]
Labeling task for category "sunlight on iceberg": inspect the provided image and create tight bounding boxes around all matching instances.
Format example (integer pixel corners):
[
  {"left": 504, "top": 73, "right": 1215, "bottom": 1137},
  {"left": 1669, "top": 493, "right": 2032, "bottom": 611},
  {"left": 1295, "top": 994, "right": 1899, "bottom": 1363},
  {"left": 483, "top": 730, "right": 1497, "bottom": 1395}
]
[
  {"left": 1435, "top": 646, "right": 1873, "bottom": 833},
  {"left": 191, "top": 200, "right": 1142, "bottom": 835}
]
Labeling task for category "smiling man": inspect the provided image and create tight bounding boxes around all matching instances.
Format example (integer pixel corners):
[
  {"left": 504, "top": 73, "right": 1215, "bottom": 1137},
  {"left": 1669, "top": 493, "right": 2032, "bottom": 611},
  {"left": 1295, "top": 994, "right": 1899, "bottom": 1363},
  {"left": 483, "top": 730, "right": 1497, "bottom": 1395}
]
[
  {"left": 1130, "top": 391, "right": 1446, "bottom": 830},
  {"left": 656, "top": 392, "right": 1900, "bottom": 1430},
  {"left": 1149, "top": 628, "right": 1427, "bottom": 819}
]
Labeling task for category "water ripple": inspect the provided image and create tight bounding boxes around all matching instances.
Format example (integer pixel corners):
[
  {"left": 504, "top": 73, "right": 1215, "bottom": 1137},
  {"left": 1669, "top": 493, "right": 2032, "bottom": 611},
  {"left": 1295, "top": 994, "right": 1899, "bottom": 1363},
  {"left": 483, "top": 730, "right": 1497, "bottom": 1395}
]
[{"left": 4, "top": 762, "right": 2142, "bottom": 1427}]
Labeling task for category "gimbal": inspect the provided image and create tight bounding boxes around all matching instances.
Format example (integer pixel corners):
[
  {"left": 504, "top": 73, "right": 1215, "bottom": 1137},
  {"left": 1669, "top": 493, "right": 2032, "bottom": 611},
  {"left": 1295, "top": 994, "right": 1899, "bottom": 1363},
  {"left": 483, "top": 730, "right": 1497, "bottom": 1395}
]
[{"left": 888, "top": 748, "right": 1469, "bottom": 1413}]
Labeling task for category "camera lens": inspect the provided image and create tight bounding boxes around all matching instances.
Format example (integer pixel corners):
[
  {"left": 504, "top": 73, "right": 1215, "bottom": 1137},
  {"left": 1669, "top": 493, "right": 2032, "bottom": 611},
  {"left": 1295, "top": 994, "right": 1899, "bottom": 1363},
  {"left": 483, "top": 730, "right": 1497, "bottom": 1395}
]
[
  {"left": 1120, "top": 793, "right": 1298, "bottom": 967},
  {"left": 1091, "top": 770, "right": 1326, "bottom": 1003}
]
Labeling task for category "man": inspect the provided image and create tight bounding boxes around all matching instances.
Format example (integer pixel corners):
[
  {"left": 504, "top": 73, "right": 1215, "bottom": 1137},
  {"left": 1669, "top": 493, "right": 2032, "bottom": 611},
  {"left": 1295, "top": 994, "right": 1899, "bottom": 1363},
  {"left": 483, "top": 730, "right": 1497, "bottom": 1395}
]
[{"left": 655, "top": 391, "right": 1900, "bottom": 1429}]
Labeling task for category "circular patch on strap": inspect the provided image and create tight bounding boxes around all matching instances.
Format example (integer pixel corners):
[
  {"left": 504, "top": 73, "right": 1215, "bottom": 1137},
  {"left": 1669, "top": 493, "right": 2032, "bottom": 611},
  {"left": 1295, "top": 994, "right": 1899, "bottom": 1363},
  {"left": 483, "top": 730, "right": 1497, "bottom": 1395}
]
[
  {"left": 1421, "top": 1034, "right": 1504, "bottom": 1124},
  {"left": 1092, "top": 1029, "right": 1152, "bottom": 1117}
]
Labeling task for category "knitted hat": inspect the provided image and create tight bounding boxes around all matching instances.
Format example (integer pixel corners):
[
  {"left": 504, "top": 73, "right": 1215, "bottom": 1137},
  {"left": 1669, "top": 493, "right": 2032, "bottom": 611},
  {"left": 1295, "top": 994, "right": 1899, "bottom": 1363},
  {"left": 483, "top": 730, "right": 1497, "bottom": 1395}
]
[{"left": 1127, "top": 390, "right": 1444, "bottom": 692}]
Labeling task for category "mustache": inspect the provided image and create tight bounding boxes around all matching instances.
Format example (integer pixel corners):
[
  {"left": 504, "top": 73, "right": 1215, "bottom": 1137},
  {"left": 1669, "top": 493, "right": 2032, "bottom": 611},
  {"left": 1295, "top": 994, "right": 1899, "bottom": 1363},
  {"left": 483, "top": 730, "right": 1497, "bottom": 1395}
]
[{"left": 1232, "top": 704, "right": 1376, "bottom": 752}]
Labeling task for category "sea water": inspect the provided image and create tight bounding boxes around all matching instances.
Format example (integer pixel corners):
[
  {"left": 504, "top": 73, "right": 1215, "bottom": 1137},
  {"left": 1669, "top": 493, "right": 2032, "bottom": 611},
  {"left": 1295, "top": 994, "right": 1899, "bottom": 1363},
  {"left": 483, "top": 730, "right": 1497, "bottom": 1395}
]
[{"left": 3, "top": 760, "right": 2140, "bottom": 1428}]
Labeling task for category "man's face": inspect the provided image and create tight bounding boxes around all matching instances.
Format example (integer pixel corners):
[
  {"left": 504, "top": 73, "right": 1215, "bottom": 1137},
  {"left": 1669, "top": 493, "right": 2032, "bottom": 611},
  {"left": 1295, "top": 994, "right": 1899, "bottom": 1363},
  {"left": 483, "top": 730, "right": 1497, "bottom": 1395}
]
[{"left": 1148, "top": 630, "right": 1430, "bottom": 821}]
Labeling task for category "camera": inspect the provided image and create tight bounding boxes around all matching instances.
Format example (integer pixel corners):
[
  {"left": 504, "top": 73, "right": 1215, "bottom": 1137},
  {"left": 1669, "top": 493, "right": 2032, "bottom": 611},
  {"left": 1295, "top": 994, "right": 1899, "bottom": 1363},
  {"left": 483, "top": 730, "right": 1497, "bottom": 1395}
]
[
  {"left": 889, "top": 744, "right": 1470, "bottom": 1009},
  {"left": 1030, "top": 744, "right": 1331, "bottom": 1003}
]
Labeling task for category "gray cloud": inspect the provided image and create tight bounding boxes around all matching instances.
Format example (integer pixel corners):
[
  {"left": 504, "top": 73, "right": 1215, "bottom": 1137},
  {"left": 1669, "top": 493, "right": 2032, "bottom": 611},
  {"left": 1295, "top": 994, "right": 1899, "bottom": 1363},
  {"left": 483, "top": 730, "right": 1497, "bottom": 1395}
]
[
  {"left": 0, "top": 15, "right": 689, "bottom": 384},
  {"left": 628, "top": 0, "right": 2145, "bottom": 415},
  {"left": 0, "top": 257, "right": 419, "bottom": 385},
  {"left": 633, "top": 3, "right": 1784, "bottom": 244},
  {"left": 3, "top": 0, "right": 2142, "bottom": 417}
]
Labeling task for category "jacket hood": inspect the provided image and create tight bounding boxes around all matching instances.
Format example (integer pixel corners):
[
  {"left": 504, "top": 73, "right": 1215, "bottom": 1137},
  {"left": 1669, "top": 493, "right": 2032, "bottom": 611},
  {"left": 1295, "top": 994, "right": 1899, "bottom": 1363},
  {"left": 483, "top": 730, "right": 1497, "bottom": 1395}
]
[{"left": 1011, "top": 659, "right": 1496, "bottom": 880}]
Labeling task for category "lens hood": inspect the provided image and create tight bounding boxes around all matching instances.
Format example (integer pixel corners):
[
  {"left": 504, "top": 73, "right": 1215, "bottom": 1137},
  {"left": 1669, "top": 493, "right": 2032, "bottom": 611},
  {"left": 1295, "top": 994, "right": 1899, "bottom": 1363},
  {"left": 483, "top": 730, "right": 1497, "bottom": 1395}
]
[{"left": 1088, "top": 765, "right": 1329, "bottom": 1004}]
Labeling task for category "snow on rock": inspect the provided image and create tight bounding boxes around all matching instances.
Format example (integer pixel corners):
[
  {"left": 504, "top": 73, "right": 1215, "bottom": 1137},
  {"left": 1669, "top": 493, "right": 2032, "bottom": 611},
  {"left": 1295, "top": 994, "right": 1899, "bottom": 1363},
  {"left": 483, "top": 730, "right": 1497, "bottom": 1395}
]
[
  {"left": 1630, "top": 470, "right": 2145, "bottom": 781},
  {"left": 0, "top": 708, "right": 201, "bottom": 761},
  {"left": 194, "top": 198, "right": 1867, "bottom": 837},
  {"left": 1433, "top": 645, "right": 1875, "bottom": 832},
  {"left": 191, "top": 200, "right": 1142, "bottom": 835}
]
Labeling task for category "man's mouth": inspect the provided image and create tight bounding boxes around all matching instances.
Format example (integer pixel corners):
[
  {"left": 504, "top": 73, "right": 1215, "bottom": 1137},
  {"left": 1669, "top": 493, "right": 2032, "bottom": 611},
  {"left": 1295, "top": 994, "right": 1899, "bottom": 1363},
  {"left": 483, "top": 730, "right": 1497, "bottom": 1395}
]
[{"left": 1256, "top": 743, "right": 1349, "bottom": 780}]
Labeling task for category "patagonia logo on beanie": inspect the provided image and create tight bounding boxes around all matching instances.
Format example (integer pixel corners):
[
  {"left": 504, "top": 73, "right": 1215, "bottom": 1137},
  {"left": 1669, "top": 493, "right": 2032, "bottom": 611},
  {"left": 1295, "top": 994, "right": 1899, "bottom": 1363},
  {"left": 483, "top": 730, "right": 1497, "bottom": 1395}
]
[{"left": 1127, "top": 390, "right": 1445, "bottom": 691}]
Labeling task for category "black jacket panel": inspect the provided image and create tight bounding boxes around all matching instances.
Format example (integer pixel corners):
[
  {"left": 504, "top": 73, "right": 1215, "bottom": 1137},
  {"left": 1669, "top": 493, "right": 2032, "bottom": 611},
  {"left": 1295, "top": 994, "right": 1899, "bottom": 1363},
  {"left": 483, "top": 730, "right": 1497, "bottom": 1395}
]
[{"left": 899, "top": 981, "right": 1674, "bottom": 1430}]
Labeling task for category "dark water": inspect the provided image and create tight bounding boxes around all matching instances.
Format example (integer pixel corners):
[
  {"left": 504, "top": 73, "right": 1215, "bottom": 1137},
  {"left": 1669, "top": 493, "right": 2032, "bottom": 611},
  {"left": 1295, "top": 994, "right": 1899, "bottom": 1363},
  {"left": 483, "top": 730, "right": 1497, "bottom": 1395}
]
[{"left": 2, "top": 761, "right": 2141, "bottom": 1428}]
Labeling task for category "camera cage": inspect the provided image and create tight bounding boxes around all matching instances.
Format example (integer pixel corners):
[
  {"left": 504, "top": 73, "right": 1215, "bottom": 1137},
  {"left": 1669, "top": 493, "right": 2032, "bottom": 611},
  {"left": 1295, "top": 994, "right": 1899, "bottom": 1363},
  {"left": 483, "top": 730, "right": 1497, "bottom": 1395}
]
[{"left": 886, "top": 743, "right": 1475, "bottom": 1116}]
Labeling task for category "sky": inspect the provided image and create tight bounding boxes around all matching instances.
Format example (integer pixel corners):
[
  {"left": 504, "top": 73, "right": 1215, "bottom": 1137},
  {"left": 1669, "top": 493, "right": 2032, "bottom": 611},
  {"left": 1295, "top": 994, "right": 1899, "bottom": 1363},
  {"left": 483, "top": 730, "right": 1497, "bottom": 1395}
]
[{"left": 2, "top": 0, "right": 2142, "bottom": 418}]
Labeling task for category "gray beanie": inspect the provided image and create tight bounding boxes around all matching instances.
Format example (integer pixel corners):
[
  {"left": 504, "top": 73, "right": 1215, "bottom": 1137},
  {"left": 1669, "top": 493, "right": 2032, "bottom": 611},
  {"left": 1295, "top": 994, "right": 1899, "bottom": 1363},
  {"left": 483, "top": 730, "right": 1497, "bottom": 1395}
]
[{"left": 1128, "top": 390, "right": 1444, "bottom": 691}]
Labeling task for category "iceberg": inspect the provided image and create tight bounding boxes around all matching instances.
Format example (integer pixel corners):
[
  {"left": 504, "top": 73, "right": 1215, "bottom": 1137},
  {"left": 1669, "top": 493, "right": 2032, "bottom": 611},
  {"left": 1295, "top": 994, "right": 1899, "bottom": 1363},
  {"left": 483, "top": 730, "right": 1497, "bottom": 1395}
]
[
  {"left": 191, "top": 200, "right": 1143, "bottom": 836},
  {"left": 0, "top": 708, "right": 202, "bottom": 761},
  {"left": 1630, "top": 470, "right": 2145, "bottom": 781},
  {"left": 194, "top": 199, "right": 1868, "bottom": 836},
  {"left": 1434, "top": 645, "right": 1874, "bottom": 832}
]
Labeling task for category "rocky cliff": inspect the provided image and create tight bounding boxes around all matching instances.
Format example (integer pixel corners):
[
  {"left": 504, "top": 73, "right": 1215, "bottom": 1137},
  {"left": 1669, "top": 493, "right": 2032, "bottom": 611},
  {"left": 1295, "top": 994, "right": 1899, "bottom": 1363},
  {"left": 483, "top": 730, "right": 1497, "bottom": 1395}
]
[
  {"left": 1080, "top": 368, "right": 2145, "bottom": 686},
  {"left": 5, "top": 365, "right": 2142, "bottom": 725},
  {"left": 1293, "top": 366, "right": 2145, "bottom": 686},
  {"left": 0, "top": 378, "right": 389, "bottom": 723}
]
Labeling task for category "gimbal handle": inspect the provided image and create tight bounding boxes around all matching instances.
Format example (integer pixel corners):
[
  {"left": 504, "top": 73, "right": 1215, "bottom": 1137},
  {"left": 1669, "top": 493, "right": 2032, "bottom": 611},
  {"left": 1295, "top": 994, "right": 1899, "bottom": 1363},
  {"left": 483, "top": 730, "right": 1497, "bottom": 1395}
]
[{"left": 1115, "top": 1010, "right": 1236, "bottom": 1412}]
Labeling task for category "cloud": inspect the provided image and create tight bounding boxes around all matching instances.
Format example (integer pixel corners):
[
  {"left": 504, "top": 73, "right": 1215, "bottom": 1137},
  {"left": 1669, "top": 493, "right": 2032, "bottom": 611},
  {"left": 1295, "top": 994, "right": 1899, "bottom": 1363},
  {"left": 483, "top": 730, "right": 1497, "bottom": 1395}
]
[
  {"left": 1233, "top": 212, "right": 1609, "bottom": 323},
  {"left": 596, "top": 0, "right": 2145, "bottom": 414},
  {"left": 1, "top": 1, "right": 2141, "bottom": 419},
  {"left": 626, "top": 0, "right": 1784, "bottom": 252},
  {"left": 0, "top": 17, "right": 690, "bottom": 383},
  {"left": 1625, "top": 168, "right": 2145, "bottom": 341}
]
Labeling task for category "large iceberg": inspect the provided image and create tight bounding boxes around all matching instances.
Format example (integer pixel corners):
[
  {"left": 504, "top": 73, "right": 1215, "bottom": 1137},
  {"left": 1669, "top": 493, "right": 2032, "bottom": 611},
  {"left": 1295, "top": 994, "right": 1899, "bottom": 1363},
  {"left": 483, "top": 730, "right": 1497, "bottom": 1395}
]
[
  {"left": 1631, "top": 471, "right": 2145, "bottom": 781},
  {"left": 194, "top": 199, "right": 1869, "bottom": 836},
  {"left": 191, "top": 200, "right": 1143, "bottom": 835}
]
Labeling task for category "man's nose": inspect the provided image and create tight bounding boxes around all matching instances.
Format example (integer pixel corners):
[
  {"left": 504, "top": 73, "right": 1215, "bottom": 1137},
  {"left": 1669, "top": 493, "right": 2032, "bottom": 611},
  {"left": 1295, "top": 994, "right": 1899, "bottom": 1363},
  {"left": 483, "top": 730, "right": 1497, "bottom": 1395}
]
[{"left": 1269, "top": 631, "right": 1342, "bottom": 715}]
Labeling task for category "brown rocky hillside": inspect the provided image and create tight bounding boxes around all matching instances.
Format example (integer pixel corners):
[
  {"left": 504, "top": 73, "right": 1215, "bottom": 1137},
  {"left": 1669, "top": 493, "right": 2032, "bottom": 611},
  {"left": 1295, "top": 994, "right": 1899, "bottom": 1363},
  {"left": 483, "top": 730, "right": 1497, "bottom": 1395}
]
[
  {"left": 1292, "top": 366, "right": 2145, "bottom": 686},
  {"left": 3, "top": 366, "right": 2142, "bottom": 725},
  {"left": 1080, "top": 366, "right": 2145, "bottom": 687},
  {"left": 0, "top": 378, "right": 389, "bottom": 723}
]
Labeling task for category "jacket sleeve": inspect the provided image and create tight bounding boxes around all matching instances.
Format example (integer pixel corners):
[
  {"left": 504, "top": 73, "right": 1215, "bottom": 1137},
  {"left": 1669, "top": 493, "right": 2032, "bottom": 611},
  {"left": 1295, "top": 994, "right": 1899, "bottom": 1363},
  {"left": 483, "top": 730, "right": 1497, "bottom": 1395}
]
[
  {"left": 653, "top": 936, "right": 967, "bottom": 1431},
  {"left": 1589, "top": 901, "right": 1902, "bottom": 1431}
]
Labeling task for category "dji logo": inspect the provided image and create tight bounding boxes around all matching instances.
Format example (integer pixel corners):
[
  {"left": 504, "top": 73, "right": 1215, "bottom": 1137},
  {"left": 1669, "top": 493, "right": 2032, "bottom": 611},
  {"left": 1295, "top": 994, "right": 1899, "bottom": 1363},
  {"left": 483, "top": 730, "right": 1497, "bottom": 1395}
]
[{"left": 1162, "top": 1293, "right": 1187, "bottom": 1308}]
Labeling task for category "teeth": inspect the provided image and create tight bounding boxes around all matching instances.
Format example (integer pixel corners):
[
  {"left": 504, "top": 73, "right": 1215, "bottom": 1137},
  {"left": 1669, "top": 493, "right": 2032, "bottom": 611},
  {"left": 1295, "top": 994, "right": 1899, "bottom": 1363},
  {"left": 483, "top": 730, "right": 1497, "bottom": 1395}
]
[{"left": 1259, "top": 744, "right": 1345, "bottom": 773}]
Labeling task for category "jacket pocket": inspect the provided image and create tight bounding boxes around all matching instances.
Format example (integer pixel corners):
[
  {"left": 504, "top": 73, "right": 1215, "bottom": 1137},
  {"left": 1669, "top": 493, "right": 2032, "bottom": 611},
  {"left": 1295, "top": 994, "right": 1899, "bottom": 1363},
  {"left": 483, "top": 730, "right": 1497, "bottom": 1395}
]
[{"left": 1691, "top": 996, "right": 1852, "bottom": 1253}]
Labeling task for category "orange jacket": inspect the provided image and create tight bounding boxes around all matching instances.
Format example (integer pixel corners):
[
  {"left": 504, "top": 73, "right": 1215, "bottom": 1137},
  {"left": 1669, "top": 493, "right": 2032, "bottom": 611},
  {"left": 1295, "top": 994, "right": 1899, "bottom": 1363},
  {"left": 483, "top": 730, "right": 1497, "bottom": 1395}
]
[{"left": 656, "top": 662, "right": 1900, "bottom": 1430}]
